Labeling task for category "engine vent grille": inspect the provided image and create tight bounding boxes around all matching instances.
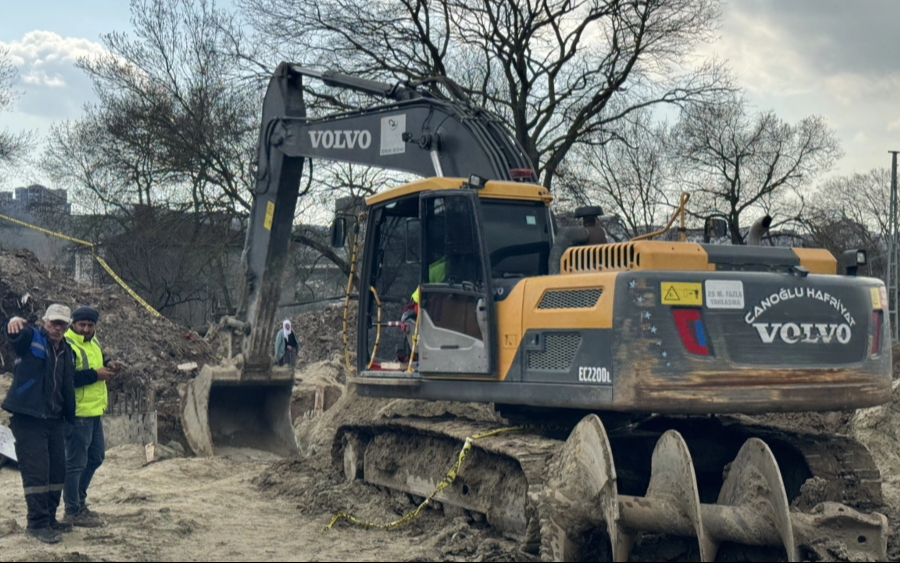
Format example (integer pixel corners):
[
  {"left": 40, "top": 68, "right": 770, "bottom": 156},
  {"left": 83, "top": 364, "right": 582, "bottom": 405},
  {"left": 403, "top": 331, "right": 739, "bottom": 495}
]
[
  {"left": 538, "top": 288, "right": 603, "bottom": 309},
  {"left": 562, "top": 242, "right": 637, "bottom": 273},
  {"left": 528, "top": 333, "right": 581, "bottom": 371}
]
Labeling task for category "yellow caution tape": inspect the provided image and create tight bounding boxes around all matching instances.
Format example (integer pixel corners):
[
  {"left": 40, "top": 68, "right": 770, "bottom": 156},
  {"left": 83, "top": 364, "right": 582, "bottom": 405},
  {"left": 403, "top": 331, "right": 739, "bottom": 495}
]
[
  {"left": 342, "top": 224, "right": 361, "bottom": 372},
  {"left": 323, "top": 426, "right": 523, "bottom": 532},
  {"left": 0, "top": 212, "right": 162, "bottom": 317},
  {"left": 91, "top": 254, "right": 162, "bottom": 317},
  {"left": 0, "top": 212, "right": 94, "bottom": 246}
]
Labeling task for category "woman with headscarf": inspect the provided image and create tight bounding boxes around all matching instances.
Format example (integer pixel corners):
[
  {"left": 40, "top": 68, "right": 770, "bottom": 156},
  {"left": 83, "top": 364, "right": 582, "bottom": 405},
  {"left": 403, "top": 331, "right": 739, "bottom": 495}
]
[{"left": 274, "top": 319, "right": 299, "bottom": 366}]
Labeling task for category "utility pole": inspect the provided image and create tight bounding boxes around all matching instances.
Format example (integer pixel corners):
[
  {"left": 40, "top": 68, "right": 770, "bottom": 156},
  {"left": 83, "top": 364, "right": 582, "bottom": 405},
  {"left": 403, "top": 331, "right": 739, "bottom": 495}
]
[{"left": 888, "top": 151, "right": 899, "bottom": 340}]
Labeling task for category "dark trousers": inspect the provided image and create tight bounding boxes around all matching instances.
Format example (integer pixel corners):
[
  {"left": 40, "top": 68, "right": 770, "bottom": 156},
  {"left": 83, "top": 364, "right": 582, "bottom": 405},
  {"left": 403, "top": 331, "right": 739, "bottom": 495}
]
[
  {"left": 64, "top": 416, "right": 105, "bottom": 515},
  {"left": 277, "top": 348, "right": 296, "bottom": 366},
  {"left": 9, "top": 414, "right": 66, "bottom": 529}
]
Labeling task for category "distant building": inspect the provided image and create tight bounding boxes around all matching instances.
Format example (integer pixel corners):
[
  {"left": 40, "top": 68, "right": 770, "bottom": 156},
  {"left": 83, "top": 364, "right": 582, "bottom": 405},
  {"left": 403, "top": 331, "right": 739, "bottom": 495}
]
[
  {"left": 0, "top": 184, "right": 71, "bottom": 215},
  {"left": 0, "top": 184, "right": 74, "bottom": 270}
]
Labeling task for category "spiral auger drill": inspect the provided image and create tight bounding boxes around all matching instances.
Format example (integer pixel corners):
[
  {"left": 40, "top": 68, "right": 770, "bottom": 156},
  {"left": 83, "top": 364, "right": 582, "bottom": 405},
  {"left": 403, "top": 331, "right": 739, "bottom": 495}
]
[{"left": 539, "top": 414, "right": 888, "bottom": 562}]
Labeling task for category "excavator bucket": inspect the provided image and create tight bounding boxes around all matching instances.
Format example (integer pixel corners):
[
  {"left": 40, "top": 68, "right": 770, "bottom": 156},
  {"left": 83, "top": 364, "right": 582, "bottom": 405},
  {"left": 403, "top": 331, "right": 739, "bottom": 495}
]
[{"left": 181, "top": 364, "right": 298, "bottom": 457}]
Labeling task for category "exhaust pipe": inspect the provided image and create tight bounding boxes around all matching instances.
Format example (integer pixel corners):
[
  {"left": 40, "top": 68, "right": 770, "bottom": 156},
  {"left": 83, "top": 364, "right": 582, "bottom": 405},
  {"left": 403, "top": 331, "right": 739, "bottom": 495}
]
[
  {"left": 747, "top": 215, "right": 772, "bottom": 246},
  {"left": 549, "top": 227, "right": 590, "bottom": 274}
]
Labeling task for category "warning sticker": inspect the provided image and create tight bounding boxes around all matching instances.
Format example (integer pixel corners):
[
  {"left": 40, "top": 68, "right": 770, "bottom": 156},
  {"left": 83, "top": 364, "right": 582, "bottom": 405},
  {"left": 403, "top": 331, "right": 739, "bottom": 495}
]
[
  {"left": 705, "top": 280, "right": 745, "bottom": 309},
  {"left": 380, "top": 114, "right": 407, "bottom": 156},
  {"left": 661, "top": 282, "right": 703, "bottom": 306},
  {"left": 264, "top": 201, "right": 275, "bottom": 231}
]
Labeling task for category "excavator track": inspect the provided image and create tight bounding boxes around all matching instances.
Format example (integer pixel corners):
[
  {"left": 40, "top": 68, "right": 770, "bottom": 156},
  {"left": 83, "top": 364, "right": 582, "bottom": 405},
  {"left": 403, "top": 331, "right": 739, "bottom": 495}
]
[{"left": 333, "top": 415, "right": 888, "bottom": 562}]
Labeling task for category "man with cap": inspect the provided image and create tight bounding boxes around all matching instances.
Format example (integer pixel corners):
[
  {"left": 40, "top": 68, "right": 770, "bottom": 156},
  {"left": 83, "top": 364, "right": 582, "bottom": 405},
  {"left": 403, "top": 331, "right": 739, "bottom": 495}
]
[
  {"left": 2, "top": 304, "right": 77, "bottom": 544},
  {"left": 62, "top": 306, "right": 125, "bottom": 528}
]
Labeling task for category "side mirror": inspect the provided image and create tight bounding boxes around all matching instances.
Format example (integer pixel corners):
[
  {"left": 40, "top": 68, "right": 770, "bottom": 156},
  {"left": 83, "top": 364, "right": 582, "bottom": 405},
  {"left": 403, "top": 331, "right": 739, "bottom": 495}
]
[
  {"left": 330, "top": 217, "right": 347, "bottom": 248},
  {"left": 842, "top": 249, "right": 867, "bottom": 276},
  {"left": 703, "top": 217, "right": 728, "bottom": 242}
]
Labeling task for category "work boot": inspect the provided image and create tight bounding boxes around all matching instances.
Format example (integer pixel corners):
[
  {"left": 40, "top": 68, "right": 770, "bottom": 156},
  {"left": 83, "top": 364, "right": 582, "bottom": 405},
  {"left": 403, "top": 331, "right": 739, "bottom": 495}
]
[
  {"left": 49, "top": 519, "right": 74, "bottom": 533},
  {"left": 26, "top": 526, "right": 61, "bottom": 544},
  {"left": 62, "top": 510, "right": 103, "bottom": 528},
  {"left": 81, "top": 507, "right": 103, "bottom": 519}
]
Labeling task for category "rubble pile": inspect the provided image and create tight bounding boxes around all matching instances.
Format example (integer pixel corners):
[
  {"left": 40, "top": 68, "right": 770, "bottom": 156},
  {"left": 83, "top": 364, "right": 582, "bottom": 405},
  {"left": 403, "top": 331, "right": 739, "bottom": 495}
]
[
  {"left": 292, "top": 301, "right": 358, "bottom": 367},
  {"left": 0, "top": 246, "right": 217, "bottom": 444}
]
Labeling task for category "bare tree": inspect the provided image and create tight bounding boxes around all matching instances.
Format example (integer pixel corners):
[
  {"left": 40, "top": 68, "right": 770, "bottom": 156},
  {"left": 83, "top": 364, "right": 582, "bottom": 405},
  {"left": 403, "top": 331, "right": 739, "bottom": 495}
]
[
  {"left": 800, "top": 169, "right": 891, "bottom": 278},
  {"left": 43, "top": 102, "right": 183, "bottom": 216},
  {"left": 240, "top": 0, "right": 733, "bottom": 190},
  {"left": 38, "top": 0, "right": 264, "bottom": 323},
  {"left": 73, "top": 0, "right": 259, "bottom": 214},
  {"left": 0, "top": 46, "right": 35, "bottom": 171},
  {"left": 671, "top": 95, "right": 842, "bottom": 243},
  {"left": 96, "top": 206, "right": 244, "bottom": 320},
  {"left": 558, "top": 111, "right": 677, "bottom": 238}
]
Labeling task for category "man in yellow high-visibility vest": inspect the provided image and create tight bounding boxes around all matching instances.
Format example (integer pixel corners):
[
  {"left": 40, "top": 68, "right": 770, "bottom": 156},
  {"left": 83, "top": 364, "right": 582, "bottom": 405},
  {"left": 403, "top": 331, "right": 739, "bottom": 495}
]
[
  {"left": 61, "top": 306, "right": 125, "bottom": 528},
  {"left": 410, "top": 255, "right": 447, "bottom": 305},
  {"left": 403, "top": 255, "right": 448, "bottom": 347}
]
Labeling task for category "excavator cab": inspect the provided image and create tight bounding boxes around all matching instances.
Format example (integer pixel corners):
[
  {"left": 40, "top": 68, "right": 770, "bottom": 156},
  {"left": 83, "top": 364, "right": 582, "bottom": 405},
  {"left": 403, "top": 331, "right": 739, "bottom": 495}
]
[
  {"left": 416, "top": 191, "right": 494, "bottom": 375},
  {"left": 355, "top": 181, "right": 553, "bottom": 375}
]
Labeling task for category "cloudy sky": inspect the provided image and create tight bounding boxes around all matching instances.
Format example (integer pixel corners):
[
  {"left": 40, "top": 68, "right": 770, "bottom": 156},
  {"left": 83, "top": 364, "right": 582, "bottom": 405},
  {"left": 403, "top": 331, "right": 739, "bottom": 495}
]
[{"left": 1, "top": 0, "right": 899, "bottom": 189}]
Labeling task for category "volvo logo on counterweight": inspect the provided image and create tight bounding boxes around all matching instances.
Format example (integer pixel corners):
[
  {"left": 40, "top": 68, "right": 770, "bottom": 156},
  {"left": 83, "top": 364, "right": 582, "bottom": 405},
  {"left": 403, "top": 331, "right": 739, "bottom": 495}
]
[{"left": 752, "top": 323, "right": 852, "bottom": 344}]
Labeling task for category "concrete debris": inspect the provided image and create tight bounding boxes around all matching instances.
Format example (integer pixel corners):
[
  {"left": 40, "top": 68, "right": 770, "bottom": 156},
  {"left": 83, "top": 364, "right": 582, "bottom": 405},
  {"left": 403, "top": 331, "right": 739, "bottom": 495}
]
[{"left": 0, "top": 424, "right": 15, "bottom": 464}]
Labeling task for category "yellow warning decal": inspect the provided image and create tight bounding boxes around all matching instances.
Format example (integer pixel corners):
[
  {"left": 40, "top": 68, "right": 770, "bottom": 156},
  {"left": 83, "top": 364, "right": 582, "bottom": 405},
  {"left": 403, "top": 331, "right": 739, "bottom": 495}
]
[
  {"left": 871, "top": 287, "right": 882, "bottom": 310},
  {"left": 661, "top": 282, "right": 703, "bottom": 306},
  {"left": 264, "top": 201, "right": 275, "bottom": 231}
]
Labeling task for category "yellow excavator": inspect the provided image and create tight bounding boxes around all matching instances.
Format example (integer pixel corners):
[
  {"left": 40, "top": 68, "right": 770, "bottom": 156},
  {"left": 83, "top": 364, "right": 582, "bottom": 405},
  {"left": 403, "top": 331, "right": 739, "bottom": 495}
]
[{"left": 185, "top": 63, "right": 892, "bottom": 561}]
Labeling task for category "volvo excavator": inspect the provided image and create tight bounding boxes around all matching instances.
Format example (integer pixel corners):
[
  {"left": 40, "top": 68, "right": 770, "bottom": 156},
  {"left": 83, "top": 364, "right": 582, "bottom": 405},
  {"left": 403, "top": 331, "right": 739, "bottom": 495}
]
[{"left": 182, "top": 63, "right": 893, "bottom": 561}]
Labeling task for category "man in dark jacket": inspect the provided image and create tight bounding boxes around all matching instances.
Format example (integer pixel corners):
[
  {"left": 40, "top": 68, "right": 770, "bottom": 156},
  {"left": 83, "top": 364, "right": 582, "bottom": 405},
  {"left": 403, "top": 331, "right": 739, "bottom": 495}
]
[{"left": 2, "top": 304, "right": 77, "bottom": 544}]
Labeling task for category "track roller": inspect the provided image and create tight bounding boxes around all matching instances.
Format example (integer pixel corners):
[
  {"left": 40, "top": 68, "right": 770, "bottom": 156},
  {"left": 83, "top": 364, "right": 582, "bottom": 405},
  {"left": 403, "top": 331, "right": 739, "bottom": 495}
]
[{"left": 539, "top": 414, "right": 888, "bottom": 562}]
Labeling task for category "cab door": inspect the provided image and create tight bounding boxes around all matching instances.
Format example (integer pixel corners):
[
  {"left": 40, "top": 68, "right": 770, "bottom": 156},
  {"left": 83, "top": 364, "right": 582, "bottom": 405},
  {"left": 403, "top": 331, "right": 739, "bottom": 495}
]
[{"left": 417, "top": 191, "right": 496, "bottom": 376}]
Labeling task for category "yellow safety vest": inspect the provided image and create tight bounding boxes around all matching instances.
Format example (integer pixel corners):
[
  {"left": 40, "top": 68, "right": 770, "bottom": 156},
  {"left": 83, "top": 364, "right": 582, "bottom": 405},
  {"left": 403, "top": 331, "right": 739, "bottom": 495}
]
[
  {"left": 65, "top": 328, "right": 108, "bottom": 417},
  {"left": 412, "top": 256, "right": 448, "bottom": 304}
]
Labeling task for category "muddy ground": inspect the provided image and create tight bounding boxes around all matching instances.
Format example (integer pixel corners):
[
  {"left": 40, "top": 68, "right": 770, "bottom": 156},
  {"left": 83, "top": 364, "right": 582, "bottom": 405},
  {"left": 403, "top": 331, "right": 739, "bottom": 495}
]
[
  {"left": 2, "top": 358, "right": 899, "bottom": 562},
  {"left": 0, "top": 360, "right": 522, "bottom": 563},
  {"left": 1, "top": 245, "right": 900, "bottom": 561}
]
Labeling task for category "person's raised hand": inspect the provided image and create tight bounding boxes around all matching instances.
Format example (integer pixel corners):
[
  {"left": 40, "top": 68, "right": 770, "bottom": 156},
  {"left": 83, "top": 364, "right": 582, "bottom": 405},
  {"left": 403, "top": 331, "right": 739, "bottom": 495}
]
[{"left": 6, "top": 317, "right": 26, "bottom": 334}]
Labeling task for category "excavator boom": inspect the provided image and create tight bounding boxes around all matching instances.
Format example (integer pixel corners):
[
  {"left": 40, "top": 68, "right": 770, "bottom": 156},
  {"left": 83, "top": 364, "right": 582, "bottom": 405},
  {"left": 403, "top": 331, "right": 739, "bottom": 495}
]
[
  {"left": 241, "top": 63, "right": 534, "bottom": 371},
  {"left": 184, "top": 62, "right": 536, "bottom": 457}
]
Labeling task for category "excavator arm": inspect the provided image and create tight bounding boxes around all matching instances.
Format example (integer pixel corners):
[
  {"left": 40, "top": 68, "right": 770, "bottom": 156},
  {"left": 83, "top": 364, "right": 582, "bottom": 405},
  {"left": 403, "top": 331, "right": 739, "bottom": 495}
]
[
  {"left": 240, "top": 62, "right": 535, "bottom": 371},
  {"left": 184, "top": 62, "right": 537, "bottom": 457}
]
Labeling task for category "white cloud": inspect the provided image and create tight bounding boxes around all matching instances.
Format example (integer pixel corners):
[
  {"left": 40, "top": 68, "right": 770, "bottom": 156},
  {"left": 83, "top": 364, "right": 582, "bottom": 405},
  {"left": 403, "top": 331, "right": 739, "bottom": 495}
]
[
  {"left": 695, "top": 2, "right": 900, "bottom": 177},
  {"left": 1, "top": 30, "right": 107, "bottom": 120},
  {"left": 699, "top": 11, "right": 816, "bottom": 98}
]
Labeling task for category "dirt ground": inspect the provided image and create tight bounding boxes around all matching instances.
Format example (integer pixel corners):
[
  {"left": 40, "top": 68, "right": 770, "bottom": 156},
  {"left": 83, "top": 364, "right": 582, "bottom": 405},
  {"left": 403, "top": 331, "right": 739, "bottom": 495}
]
[
  {"left": 2, "top": 358, "right": 899, "bottom": 562},
  {"left": 0, "top": 360, "right": 520, "bottom": 563},
  {"left": 2, "top": 245, "right": 900, "bottom": 561}
]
